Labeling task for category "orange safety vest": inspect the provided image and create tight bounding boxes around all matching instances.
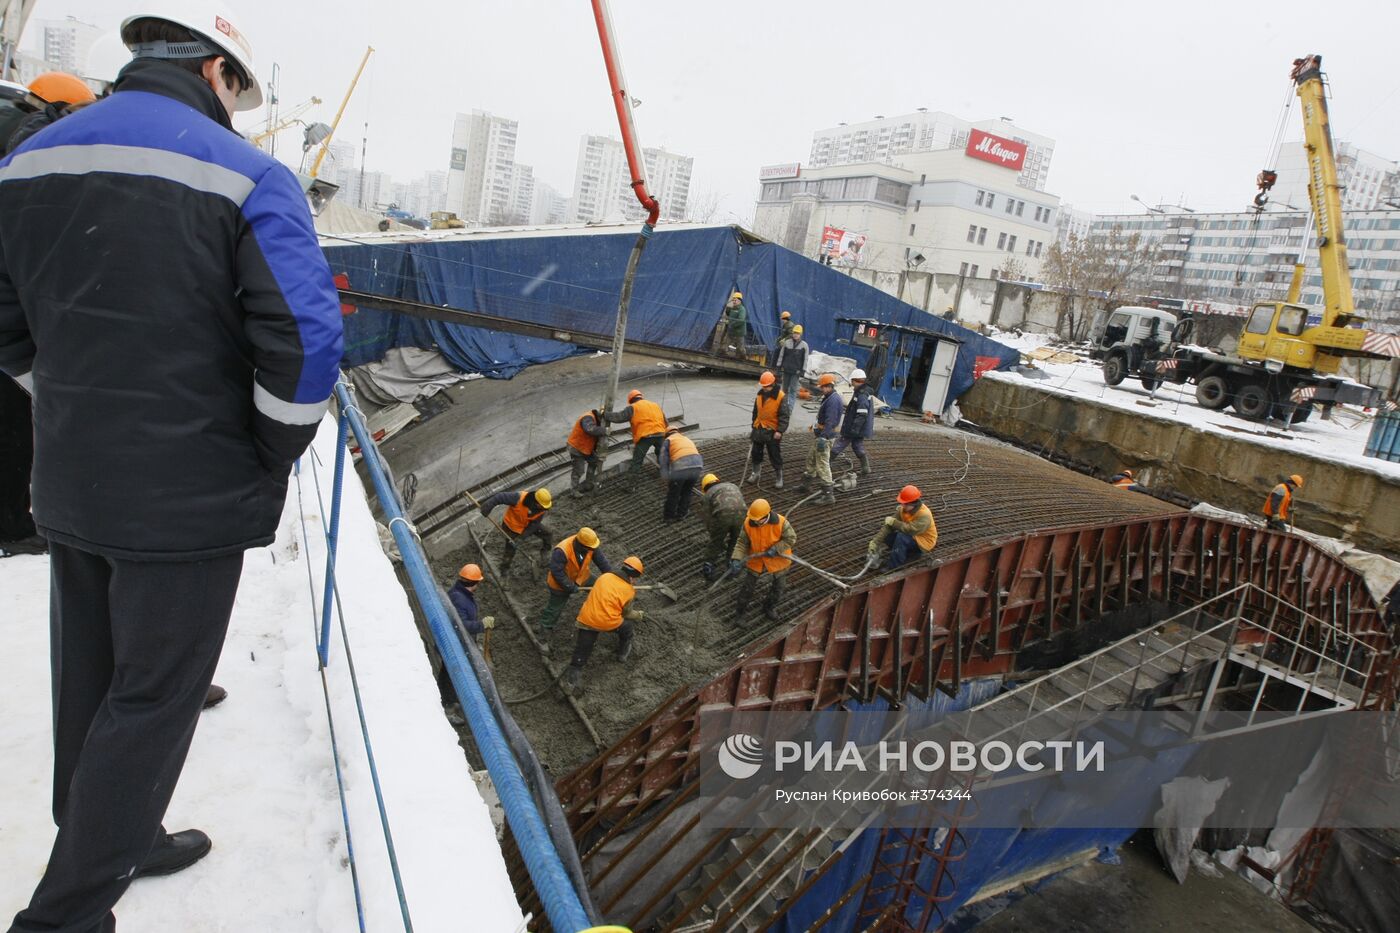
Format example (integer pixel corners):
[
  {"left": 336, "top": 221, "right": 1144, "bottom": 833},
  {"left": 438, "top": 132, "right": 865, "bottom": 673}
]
[
  {"left": 752, "top": 389, "right": 786, "bottom": 431},
  {"left": 502, "top": 491, "right": 546, "bottom": 534},
  {"left": 548, "top": 534, "right": 596, "bottom": 592},
  {"left": 667, "top": 432, "right": 700, "bottom": 462},
  {"left": 576, "top": 572, "right": 635, "bottom": 631},
  {"left": 1112, "top": 476, "right": 1135, "bottom": 490},
  {"left": 902, "top": 503, "right": 939, "bottom": 552},
  {"left": 568, "top": 414, "right": 600, "bottom": 457},
  {"left": 629, "top": 399, "right": 667, "bottom": 442},
  {"left": 1264, "top": 483, "right": 1293, "bottom": 521},
  {"left": 743, "top": 514, "right": 792, "bottom": 574}
]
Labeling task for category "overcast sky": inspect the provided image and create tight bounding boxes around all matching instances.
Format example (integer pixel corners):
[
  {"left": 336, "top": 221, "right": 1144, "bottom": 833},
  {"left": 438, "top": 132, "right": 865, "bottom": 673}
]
[{"left": 24, "top": 0, "right": 1400, "bottom": 223}]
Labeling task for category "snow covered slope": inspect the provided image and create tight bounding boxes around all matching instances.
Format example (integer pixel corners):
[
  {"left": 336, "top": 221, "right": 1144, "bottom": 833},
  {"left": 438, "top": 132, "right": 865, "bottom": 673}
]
[{"left": 1, "top": 417, "right": 523, "bottom": 932}]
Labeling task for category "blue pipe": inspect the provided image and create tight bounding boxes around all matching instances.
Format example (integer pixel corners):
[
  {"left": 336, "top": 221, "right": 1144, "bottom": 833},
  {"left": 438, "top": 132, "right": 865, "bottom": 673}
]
[{"left": 333, "top": 382, "right": 593, "bottom": 933}]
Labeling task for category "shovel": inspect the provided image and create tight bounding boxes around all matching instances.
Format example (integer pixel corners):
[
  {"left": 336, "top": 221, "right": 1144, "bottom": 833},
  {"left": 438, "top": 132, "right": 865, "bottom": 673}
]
[
  {"left": 461, "top": 489, "right": 516, "bottom": 543},
  {"left": 580, "top": 582, "right": 680, "bottom": 602}
]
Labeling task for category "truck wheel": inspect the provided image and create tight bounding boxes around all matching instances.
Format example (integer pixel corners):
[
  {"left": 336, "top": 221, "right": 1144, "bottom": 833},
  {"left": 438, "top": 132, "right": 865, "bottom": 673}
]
[
  {"left": 1102, "top": 355, "right": 1127, "bottom": 386},
  {"left": 1195, "top": 375, "right": 1229, "bottom": 410},
  {"left": 1233, "top": 383, "right": 1271, "bottom": 420}
]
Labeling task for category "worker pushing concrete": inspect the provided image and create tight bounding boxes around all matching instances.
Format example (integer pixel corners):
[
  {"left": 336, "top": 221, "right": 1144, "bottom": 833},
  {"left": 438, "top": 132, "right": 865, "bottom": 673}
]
[
  {"left": 606, "top": 388, "right": 668, "bottom": 484},
  {"left": 731, "top": 498, "right": 797, "bottom": 623},
  {"left": 564, "top": 555, "right": 647, "bottom": 695},
  {"left": 716, "top": 290, "right": 748, "bottom": 358},
  {"left": 773, "top": 324, "right": 809, "bottom": 399},
  {"left": 447, "top": 563, "right": 495, "bottom": 642},
  {"left": 830, "top": 368, "right": 876, "bottom": 479},
  {"left": 799, "top": 373, "right": 842, "bottom": 504},
  {"left": 868, "top": 485, "right": 939, "bottom": 570},
  {"left": 566, "top": 408, "right": 608, "bottom": 496},
  {"left": 698, "top": 473, "right": 745, "bottom": 581},
  {"left": 1264, "top": 474, "right": 1304, "bottom": 531},
  {"left": 746, "top": 371, "right": 790, "bottom": 489},
  {"left": 535, "top": 526, "right": 611, "bottom": 654},
  {"left": 659, "top": 427, "right": 705, "bottom": 522},
  {"left": 479, "top": 487, "right": 553, "bottom": 572}
]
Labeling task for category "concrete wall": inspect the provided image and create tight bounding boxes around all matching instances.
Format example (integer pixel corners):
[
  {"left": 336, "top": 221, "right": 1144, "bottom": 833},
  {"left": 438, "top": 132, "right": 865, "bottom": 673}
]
[{"left": 959, "top": 376, "right": 1400, "bottom": 559}]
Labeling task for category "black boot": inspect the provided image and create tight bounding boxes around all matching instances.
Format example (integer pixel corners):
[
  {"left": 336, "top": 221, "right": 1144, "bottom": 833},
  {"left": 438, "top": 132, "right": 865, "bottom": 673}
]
[
  {"left": 819, "top": 484, "right": 837, "bottom": 505},
  {"left": 798, "top": 474, "right": 811, "bottom": 493},
  {"left": 616, "top": 631, "right": 634, "bottom": 662},
  {"left": 202, "top": 684, "right": 227, "bottom": 710},
  {"left": 762, "top": 575, "right": 787, "bottom": 621},
  {"left": 857, "top": 453, "right": 872, "bottom": 475},
  {"left": 136, "top": 829, "right": 212, "bottom": 878},
  {"left": 563, "top": 666, "right": 582, "bottom": 695},
  {"left": 773, "top": 468, "right": 784, "bottom": 490}
]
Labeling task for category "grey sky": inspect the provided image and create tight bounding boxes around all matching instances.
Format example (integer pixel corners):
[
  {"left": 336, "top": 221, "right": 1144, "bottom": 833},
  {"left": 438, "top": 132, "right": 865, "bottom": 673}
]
[{"left": 24, "top": 0, "right": 1400, "bottom": 224}]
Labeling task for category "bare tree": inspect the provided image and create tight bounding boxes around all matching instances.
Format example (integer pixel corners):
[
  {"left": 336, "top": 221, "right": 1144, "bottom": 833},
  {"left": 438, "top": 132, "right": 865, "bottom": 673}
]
[
  {"left": 685, "top": 189, "right": 724, "bottom": 224},
  {"left": 1041, "top": 227, "right": 1162, "bottom": 340},
  {"left": 998, "top": 255, "right": 1026, "bottom": 282}
]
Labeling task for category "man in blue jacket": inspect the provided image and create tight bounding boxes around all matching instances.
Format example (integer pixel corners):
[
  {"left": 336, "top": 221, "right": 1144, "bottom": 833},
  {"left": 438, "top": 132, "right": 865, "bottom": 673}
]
[
  {"left": 799, "top": 373, "right": 843, "bottom": 504},
  {"left": 448, "top": 563, "right": 494, "bottom": 639},
  {"left": 0, "top": 8, "right": 344, "bottom": 931},
  {"left": 830, "top": 368, "right": 876, "bottom": 480}
]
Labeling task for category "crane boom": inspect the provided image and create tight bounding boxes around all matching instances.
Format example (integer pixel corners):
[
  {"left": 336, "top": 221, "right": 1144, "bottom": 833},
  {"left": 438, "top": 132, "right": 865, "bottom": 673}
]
[
  {"left": 1290, "top": 55, "right": 1355, "bottom": 327},
  {"left": 309, "top": 46, "right": 373, "bottom": 179}
]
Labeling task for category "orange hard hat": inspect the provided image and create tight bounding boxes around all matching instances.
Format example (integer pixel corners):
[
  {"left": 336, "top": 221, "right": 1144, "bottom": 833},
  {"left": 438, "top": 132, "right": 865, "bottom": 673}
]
[
  {"left": 817, "top": 373, "right": 836, "bottom": 387},
  {"left": 458, "top": 563, "right": 484, "bottom": 582},
  {"left": 627, "top": 389, "right": 643, "bottom": 403},
  {"left": 897, "top": 485, "right": 922, "bottom": 504},
  {"left": 780, "top": 311, "right": 792, "bottom": 319},
  {"left": 758, "top": 371, "right": 776, "bottom": 387},
  {"left": 29, "top": 71, "right": 95, "bottom": 105},
  {"left": 622, "top": 555, "right": 644, "bottom": 575},
  {"left": 747, "top": 498, "right": 771, "bottom": 522}
]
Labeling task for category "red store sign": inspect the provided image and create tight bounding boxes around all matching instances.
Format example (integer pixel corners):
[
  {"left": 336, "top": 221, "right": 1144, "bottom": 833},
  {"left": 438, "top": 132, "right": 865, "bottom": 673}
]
[{"left": 965, "top": 129, "right": 1027, "bottom": 170}]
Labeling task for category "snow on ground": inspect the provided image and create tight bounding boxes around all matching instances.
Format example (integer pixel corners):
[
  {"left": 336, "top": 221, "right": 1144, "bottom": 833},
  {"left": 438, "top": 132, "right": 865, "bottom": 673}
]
[
  {"left": 1, "top": 418, "right": 523, "bottom": 932},
  {"left": 983, "top": 330, "right": 1400, "bottom": 480}
]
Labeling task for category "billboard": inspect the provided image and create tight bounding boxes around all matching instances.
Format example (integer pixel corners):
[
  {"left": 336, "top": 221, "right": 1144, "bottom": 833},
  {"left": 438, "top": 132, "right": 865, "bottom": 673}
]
[
  {"left": 450, "top": 148, "right": 467, "bottom": 171},
  {"left": 820, "top": 225, "right": 868, "bottom": 264},
  {"left": 965, "top": 129, "right": 1027, "bottom": 171},
  {"left": 760, "top": 162, "right": 802, "bottom": 180}
]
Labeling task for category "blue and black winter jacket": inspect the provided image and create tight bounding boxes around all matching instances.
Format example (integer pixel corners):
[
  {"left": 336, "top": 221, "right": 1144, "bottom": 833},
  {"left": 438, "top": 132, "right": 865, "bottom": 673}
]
[{"left": 0, "top": 60, "right": 344, "bottom": 559}]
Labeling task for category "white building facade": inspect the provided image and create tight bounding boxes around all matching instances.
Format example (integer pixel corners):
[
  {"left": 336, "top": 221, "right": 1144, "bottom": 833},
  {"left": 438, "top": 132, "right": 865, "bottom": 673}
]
[
  {"left": 40, "top": 16, "right": 101, "bottom": 76},
  {"left": 445, "top": 110, "right": 519, "bottom": 226},
  {"left": 570, "top": 135, "right": 693, "bottom": 223},
  {"left": 530, "top": 182, "right": 571, "bottom": 225},
  {"left": 1269, "top": 139, "right": 1398, "bottom": 213}
]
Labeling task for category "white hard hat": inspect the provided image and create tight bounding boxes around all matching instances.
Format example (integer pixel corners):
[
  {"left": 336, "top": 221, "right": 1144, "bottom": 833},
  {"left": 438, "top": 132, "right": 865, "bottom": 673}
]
[
  {"left": 850, "top": 368, "right": 867, "bottom": 381},
  {"left": 82, "top": 32, "right": 132, "bottom": 90},
  {"left": 121, "top": 3, "right": 263, "bottom": 111}
]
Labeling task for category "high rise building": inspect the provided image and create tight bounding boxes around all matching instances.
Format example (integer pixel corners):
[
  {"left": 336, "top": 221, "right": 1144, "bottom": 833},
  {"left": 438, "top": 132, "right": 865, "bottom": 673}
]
[
  {"left": 40, "top": 16, "right": 101, "bottom": 76},
  {"left": 530, "top": 182, "right": 571, "bottom": 225},
  {"left": 357, "top": 170, "right": 390, "bottom": 211},
  {"left": 445, "top": 110, "right": 519, "bottom": 226},
  {"left": 317, "top": 140, "right": 361, "bottom": 209},
  {"left": 808, "top": 111, "right": 1055, "bottom": 192},
  {"left": 570, "top": 136, "right": 693, "bottom": 224},
  {"left": 1055, "top": 203, "right": 1094, "bottom": 246},
  {"left": 1268, "top": 139, "right": 1398, "bottom": 213},
  {"left": 401, "top": 170, "right": 450, "bottom": 220},
  {"left": 508, "top": 164, "right": 535, "bottom": 225}
]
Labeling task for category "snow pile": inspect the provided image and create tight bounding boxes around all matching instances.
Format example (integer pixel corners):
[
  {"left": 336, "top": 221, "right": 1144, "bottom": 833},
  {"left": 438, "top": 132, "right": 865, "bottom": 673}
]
[{"left": 0, "top": 417, "right": 522, "bottom": 932}]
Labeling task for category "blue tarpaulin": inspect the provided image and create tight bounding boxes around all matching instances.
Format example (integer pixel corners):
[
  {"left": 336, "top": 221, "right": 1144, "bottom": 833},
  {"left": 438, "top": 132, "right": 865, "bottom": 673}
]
[{"left": 322, "top": 225, "right": 1019, "bottom": 401}]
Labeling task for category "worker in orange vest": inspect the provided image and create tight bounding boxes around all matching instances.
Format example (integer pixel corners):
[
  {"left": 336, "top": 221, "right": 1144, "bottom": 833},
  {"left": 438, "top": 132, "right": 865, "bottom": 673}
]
[
  {"left": 566, "top": 408, "right": 608, "bottom": 496},
  {"left": 564, "top": 555, "right": 646, "bottom": 695},
  {"left": 746, "top": 371, "right": 790, "bottom": 489},
  {"left": 730, "top": 498, "right": 797, "bottom": 622},
  {"left": 659, "top": 427, "right": 705, "bottom": 522},
  {"left": 606, "top": 388, "right": 668, "bottom": 482},
  {"left": 1108, "top": 469, "right": 1143, "bottom": 492},
  {"left": 1264, "top": 474, "right": 1303, "bottom": 532},
  {"left": 479, "top": 487, "right": 553, "bottom": 572},
  {"left": 535, "top": 526, "right": 611, "bottom": 653},
  {"left": 869, "top": 485, "right": 938, "bottom": 570}
]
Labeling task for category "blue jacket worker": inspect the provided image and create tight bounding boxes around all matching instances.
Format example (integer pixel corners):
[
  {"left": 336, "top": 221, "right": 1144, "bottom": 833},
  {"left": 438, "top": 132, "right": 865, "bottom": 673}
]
[
  {"left": 449, "top": 563, "right": 495, "bottom": 638},
  {"left": 831, "top": 368, "right": 876, "bottom": 478}
]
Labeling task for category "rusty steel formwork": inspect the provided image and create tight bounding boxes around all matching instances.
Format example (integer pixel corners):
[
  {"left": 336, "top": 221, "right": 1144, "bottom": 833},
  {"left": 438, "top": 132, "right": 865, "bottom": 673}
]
[{"left": 502, "top": 511, "right": 1393, "bottom": 931}]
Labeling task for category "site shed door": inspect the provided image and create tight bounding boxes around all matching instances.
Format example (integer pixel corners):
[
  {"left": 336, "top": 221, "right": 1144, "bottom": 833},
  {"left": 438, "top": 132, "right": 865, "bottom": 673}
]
[{"left": 921, "top": 339, "right": 959, "bottom": 414}]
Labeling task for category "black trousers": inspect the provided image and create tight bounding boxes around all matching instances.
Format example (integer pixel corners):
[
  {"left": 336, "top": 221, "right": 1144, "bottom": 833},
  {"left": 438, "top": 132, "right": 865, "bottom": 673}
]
[
  {"left": 664, "top": 468, "right": 703, "bottom": 521},
  {"left": 750, "top": 434, "right": 783, "bottom": 470},
  {"left": 0, "top": 376, "right": 36, "bottom": 541},
  {"left": 10, "top": 542, "right": 243, "bottom": 933},
  {"left": 568, "top": 620, "right": 634, "bottom": 669}
]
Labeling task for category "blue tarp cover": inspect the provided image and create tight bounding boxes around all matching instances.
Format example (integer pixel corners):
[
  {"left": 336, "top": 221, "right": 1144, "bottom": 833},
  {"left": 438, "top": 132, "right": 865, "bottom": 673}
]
[{"left": 323, "top": 225, "right": 1019, "bottom": 401}]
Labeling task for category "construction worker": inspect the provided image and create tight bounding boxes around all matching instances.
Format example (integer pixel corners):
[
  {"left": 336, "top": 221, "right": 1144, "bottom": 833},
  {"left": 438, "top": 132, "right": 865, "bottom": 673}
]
[
  {"left": 830, "top": 368, "right": 876, "bottom": 477},
  {"left": 6, "top": 72, "right": 97, "bottom": 155},
  {"left": 606, "top": 388, "right": 668, "bottom": 481},
  {"left": 1264, "top": 474, "right": 1303, "bottom": 532},
  {"left": 536, "top": 527, "right": 611, "bottom": 652},
  {"left": 869, "top": 485, "right": 939, "bottom": 570},
  {"left": 564, "top": 555, "right": 646, "bottom": 695},
  {"left": 567, "top": 408, "right": 608, "bottom": 496},
  {"left": 778, "top": 310, "right": 796, "bottom": 343},
  {"left": 731, "top": 498, "right": 796, "bottom": 622},
  {"left": 2, "top": 5, "right": 343, "bottom": 923},
  {"left": 717, "top": 290, "right": 748, "bottom": 358},
  {"left": 747, "top": 371, "right": 790, "bottom": 489},
  {"left": 659, "top": 427, "right": 705, "bottom": 522},
  {"left": 447, "top": 563, "right": 495, "bottom": 641},
  {"left": 774, "top": 324, "right": 809, "bottom": 399},
  {"left": 800, "top": 374, "right": 843, "bottom": 503},
  {"left": 479, "top": 487, "right": 553, "bottom": 570},
  {"left": 698, "top": 473, "right": 746, "bottom": 580},
  {"left": 1108, "top": 469, "right": 1143, "bottom": 492}
]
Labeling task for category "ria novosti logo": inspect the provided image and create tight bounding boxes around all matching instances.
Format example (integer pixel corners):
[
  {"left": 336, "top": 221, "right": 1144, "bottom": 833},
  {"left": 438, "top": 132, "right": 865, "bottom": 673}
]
[
  {"left": 718, "top": 734, "right": 764, "bottom": 780},
  {"left": 965, "top": 129, "right": 1027, "bottom": 170}
]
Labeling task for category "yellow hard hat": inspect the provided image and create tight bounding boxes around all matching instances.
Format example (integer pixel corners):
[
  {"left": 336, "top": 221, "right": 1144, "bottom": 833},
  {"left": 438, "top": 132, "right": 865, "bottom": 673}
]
[
  {"left": 793, "top": 325, "right": 804, "bottom": 335},
  {"left": 577, "top": 526, "right": 600, "bottom": 548},
  {"left": 701, "top": 473, "right": 719, "bottom": 490},
  {"left": 780, "top": 311, "right": 792, "bottom": 319},
  {"left": 1289, "top": 474, "right": 1304, "bottom": 488},
  {"left": 747, "top": 498, "right": 771, "bottom": 522},
  {"left": 534, "top": 488, "right": 553, "bottom": 509},
  {"left": 731, "top": 291, "right": 743, "bottom": 300}
]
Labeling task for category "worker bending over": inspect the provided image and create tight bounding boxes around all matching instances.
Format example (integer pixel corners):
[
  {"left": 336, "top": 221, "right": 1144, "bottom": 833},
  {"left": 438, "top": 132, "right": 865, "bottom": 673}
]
[
  {"left": 869, "top": 485, "right": 938, "bottom": 571},
  {"left": 479, "top": 487, "right": 553, "bottom": 571},
  {"left": 731, "top": 498, "right": 796, "bottom": 623},
  {"left": 1264, "top": 474, "right": 1304, "bottom": 532},
  {"left": 447, "top": 563, "right": 494, "bottom": 641},
  {"left": 564, "top": 555, "right": 647, "bottom": 695},
  {"left": 746, "top": 371, "right": 790, "bottom": 489},
  {"left": 773, "top": 324, "right": 809, "bottom": 399},
  {"left": 660, "top": 427, "right": 705, "bottom": 522},
  {"left": 830, "top": 368, "right": 875, "bottom": 478},
  {"left": 566, "top": 408, "right": 608, "bottom": 495},
  {"left": 1108, "top": 469, "right": 1143, "bottom": 492},
  {"left": 799, "top": 373, "right": 842, "bottom": 504},
  {"left": 698, "top": 473, "right": 745, "bottom": 580},
  {"left": 535, "top": 527, "right": 611, "bottom": 653},
  {"left": 607, "top": 388, "right": 668, "bottom": 482}
]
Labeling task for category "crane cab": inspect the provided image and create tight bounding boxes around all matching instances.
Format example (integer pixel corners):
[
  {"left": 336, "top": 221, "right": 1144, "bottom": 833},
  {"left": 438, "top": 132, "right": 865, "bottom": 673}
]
[{"left": 1236, "top": 300, "right": 1371, "bottom": 375}]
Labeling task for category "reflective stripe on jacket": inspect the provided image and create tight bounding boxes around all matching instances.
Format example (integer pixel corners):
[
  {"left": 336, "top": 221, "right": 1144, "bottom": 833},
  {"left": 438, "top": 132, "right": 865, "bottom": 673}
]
[
  {"left": 548, "top": 533, "right": 596, "bottom": 592},
  {"left": 576, "top": 572, "right": 636, "bottom": 631},
  {"left": 502, "top": 491, "right": 546, "bottom": 534},
  {"left": 735, "top": 513, "right": 795, "bottom": 574}
]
